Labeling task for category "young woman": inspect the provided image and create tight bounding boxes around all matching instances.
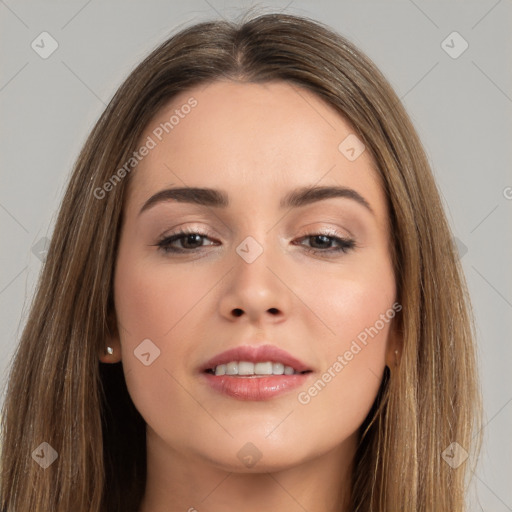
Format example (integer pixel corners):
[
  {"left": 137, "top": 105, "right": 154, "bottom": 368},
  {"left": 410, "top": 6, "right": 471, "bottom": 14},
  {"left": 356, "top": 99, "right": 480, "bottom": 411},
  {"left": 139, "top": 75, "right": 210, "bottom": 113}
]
[{"left": 0, "top": 11, "right": 482, "bottom": 512}]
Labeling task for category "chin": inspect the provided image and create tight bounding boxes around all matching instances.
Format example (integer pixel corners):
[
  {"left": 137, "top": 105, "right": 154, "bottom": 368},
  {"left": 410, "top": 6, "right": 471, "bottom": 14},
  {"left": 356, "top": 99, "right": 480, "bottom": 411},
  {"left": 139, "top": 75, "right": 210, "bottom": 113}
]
[{"left": 207, "top": 449, "right": 307, "bottom": 473}]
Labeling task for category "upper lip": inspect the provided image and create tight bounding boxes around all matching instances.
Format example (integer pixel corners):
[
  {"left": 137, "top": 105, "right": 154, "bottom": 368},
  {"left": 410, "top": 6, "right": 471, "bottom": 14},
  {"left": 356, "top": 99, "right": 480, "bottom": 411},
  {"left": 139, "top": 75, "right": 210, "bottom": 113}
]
[{"left": 200, "top": 344, "right": 312, "bottom": 373}]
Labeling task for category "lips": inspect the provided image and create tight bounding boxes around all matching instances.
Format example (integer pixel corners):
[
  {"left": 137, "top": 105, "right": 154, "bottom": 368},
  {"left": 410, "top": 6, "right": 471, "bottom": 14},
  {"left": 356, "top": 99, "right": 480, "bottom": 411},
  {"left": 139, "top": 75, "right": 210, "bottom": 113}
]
[
  {"left": 199, "top": 344, "right": 312, "bottom": 374},
  {"left": 199, "top": 344, "right": 314, "bottom": 401}
]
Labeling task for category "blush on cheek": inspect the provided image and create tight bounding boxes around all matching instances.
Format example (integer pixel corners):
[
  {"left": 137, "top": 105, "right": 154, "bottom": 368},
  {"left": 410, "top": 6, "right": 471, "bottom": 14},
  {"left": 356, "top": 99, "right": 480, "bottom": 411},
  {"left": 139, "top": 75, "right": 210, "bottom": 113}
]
[
  {"left": 319, "top": 279, "right": 392, "bottom": 343},
  {"left": 114, "top": 260, "right": 201, "bottom": 340}
]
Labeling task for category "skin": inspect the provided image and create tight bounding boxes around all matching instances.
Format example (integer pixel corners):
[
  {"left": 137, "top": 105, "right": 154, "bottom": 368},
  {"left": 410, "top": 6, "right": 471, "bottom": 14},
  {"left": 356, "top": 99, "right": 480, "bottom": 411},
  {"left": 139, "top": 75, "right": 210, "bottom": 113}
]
[{"left": 100, "top": 80, "right": 401, "bottom": 512}]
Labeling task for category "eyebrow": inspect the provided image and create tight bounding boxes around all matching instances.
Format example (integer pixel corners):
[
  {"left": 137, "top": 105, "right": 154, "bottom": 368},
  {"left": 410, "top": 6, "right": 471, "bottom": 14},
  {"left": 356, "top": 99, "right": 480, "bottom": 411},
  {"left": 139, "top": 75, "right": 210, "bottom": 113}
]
[{"left": 138, "top": 185, "right": 374, "bottom": 216}]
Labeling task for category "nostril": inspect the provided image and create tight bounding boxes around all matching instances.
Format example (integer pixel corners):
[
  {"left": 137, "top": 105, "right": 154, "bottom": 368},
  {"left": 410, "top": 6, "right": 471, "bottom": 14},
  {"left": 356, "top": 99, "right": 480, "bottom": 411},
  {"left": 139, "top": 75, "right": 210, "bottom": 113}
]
[{"left": 232, "top": 309, "right": 243, "bottom": 317}]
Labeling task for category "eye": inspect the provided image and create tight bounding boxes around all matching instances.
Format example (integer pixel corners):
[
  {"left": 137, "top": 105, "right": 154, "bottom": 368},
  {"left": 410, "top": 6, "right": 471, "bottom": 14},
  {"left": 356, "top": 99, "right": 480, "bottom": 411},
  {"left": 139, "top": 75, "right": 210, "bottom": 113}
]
[
  {"left": 296, "top": 231, "right": 356, "bottom": 255},
  {"left": 154, "top": 228, "right": 218, "bottom": 254}
]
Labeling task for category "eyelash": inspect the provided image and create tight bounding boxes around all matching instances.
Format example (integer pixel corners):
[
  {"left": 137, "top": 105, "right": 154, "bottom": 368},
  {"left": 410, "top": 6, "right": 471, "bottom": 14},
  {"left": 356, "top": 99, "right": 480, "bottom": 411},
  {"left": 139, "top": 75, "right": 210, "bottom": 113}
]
[{"left": 154, "top": 227, "right": 356, "bottom": 256}]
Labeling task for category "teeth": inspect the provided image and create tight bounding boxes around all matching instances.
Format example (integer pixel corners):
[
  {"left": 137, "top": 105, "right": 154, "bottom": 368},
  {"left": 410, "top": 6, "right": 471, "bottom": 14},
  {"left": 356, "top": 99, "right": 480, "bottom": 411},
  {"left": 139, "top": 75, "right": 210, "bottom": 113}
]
[
  {"left": 254, "top": 362, "right": 272, "bottom": 374},
  {"left": 272, "top": 362, "right": 284, "bottom": 374},
  {"left": 284, "top": 365, "right": 295, "bottom": 375},
  {"left": 213, "top": 361, "right": 300, "bottom": 376},
  {"left": 238, "top": 361, "right": 254, "bottom": 375},
  {"left": 215, "top": 364, "right": 226, "bottom": 376},
  {"left": 226, "top": 362, "right": 238, "bottom": 375}
]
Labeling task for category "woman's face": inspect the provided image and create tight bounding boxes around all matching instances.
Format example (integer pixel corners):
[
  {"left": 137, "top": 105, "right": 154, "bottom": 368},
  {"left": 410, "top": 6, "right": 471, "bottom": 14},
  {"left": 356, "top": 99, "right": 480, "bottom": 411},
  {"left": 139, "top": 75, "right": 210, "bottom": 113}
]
[{"left": 109, "top": 80, "right": 399, "bottom": 472}]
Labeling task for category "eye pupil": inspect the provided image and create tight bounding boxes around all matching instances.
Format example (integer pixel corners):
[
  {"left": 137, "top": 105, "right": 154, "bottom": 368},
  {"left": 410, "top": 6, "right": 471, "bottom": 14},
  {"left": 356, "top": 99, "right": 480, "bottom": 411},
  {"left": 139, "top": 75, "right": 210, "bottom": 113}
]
[
  {"left": 183, "top": 234, "right": 203, "bottom": 248},
  {"left": 311, "top": 235, "right": 331, "bottom": 249}
]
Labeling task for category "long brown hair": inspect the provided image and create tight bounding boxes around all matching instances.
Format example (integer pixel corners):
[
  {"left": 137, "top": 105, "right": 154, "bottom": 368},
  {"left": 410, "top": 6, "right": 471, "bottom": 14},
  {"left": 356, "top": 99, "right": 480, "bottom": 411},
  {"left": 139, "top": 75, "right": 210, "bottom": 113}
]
[{"left": 0, "top": 11, "right": 482, "bottom": 511}]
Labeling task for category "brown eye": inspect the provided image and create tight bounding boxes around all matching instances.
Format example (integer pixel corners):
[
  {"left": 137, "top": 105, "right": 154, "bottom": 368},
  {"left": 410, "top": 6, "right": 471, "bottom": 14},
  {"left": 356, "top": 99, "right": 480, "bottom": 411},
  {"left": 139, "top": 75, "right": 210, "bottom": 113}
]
[
  {"left": 155, "top": 229, "right": 218, "bottom": 254},
  {"left": 296, "top": 232, "right": 356, "bottom": 255}
]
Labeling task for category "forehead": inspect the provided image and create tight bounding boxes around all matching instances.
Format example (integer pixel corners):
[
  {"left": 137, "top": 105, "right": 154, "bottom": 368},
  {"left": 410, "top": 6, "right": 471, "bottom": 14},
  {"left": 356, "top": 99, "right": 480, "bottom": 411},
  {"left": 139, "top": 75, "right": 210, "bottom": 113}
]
[{"left": 125, "top": 80, "right": 385, "bottom": 221}]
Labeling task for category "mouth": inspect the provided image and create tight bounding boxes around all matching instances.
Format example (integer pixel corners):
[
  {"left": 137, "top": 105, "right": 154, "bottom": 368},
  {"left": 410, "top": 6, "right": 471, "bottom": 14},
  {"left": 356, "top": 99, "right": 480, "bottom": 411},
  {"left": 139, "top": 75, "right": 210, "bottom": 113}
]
[
  {"left": 199, "top": 344, "right": 314, "bottom": 400},
  {"left": 204, "top": 362, "right": 312, "bottom": 377},
  {"left": 199, "top": 343, "right": 313, "bottom": 375}
]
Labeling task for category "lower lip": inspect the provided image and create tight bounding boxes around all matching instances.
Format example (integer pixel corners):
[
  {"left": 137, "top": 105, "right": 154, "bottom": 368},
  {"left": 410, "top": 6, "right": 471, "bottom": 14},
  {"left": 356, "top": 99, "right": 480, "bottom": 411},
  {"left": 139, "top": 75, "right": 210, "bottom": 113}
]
[{"left": 201, "top": 372, "right": 312, "bottom": 401}]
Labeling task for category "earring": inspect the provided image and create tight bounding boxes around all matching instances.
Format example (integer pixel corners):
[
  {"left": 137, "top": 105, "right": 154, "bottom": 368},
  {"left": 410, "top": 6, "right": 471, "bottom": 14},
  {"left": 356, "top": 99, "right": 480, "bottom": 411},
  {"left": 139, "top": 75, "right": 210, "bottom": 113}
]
[
  {"left": 105, "top": 346, "right": 114, "bottom": 355},
  {"left": 394, "top": 349, "right": 399, "bottom": 366}
]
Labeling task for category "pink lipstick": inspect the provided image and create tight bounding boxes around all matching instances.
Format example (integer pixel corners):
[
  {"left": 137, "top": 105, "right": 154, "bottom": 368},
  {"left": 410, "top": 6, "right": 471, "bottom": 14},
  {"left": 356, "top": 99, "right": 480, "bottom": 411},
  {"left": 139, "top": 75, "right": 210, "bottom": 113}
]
[{"left": 199, "top": 344, "right": 313, "bottom": 401}]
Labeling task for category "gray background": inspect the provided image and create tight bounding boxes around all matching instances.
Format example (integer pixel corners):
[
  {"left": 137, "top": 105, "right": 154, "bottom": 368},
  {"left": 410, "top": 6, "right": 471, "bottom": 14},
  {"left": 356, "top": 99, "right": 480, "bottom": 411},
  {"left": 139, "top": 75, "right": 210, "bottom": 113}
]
[{"left": 1, "top": 0, "right": 511, "bottom": 509}]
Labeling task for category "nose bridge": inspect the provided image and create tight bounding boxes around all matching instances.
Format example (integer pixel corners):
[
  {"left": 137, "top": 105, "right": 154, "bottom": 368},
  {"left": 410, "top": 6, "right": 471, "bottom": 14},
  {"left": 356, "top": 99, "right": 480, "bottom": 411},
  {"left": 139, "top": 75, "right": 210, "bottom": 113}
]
[
  {"left": 230, "top": 198, "right": 279, "bottom": 265},
  {"left": 219, "top": 227, "right": 288, "bottom": 322},
  {"left": 233, "top": 231, "right": 276, "bottom": 291}
]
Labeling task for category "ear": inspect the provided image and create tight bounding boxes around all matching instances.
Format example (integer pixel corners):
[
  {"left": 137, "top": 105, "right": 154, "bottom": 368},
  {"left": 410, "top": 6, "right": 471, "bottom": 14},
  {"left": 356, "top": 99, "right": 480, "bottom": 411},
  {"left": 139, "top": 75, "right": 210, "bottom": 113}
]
[
  {"left": 98, "top": 307, "right": 122, "bottom": 363},
  {"left": 385, "top": 316, "right": 403, "bottom": 369}
]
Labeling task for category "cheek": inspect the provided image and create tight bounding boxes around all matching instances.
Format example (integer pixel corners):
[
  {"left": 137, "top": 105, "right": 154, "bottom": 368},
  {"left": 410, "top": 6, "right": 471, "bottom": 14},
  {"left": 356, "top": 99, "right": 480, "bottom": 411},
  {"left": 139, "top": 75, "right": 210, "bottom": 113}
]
[
  {"left": 112, "top": 245, "right": 214, "bottom": 423},
  {"left": 294, "top": 256, "right": 395, "bottom": 423},
  {"left": 114, "top": 250, "right": 215, "bottom": 340},
  {"left": 310, "top": 251, "right": 396, "bottom": 348}
]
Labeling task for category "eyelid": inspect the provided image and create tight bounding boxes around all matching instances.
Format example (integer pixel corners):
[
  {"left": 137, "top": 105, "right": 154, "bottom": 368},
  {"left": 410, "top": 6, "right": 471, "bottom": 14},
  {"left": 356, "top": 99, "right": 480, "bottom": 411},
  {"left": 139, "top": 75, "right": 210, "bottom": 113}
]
[
  {"left": 158, "top": 224, "right": 351, "bottom": 243},
  {"left": 295, "top": 223, "right": 354, "bottom": 240},
  {"left": 158, "top": 224, "right": 216, "bottom": 238}
]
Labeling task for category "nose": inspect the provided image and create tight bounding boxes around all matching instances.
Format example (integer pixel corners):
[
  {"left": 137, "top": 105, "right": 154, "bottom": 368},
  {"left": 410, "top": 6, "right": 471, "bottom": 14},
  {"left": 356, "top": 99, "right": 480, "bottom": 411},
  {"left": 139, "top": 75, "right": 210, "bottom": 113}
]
[{"left": 218, "top": 239, "right": 292, "bottom": 325}]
